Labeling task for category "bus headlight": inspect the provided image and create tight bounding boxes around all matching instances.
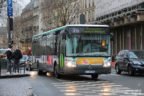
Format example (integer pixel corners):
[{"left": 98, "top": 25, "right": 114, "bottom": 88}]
[
  {"left": 65, "top": 58, "right": 76, "bottom": 68},
  {"left": 66, "top": 61, "right": 76, "bottom": 67},
  {"left": 103, "top": 61, "right": 111, "bottom": 67},
  {"left": 103, "top": 59, "right": 111, "bottom": 67}
]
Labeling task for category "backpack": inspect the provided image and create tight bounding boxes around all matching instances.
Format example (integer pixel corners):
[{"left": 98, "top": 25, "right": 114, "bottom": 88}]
[
  {"left": 6, "top": 50, "right": 12, "bottom": 59},
  {"left": 13, "top": 49, "right": 22, "bottom": 59}
]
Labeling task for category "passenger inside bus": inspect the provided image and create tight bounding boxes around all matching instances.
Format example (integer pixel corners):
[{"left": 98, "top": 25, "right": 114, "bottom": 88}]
[{"left": 82, "top": 41, "right": 100, "bottom": 53}]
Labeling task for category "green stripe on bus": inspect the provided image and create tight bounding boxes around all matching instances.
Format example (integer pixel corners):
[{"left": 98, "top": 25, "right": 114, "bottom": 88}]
[
  {"left": 60, "top": 54, "right": 61, "bottom": 67},
  {"left": 62, "top": 54, "right": 64, "bottom": 67},
  {"left": 60, "top": 53, "right": 64, "bottom": 68}
]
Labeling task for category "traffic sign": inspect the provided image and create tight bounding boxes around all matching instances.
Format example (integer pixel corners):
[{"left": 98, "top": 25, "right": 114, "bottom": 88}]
[
  {"left": 7, "top": 7, "right": 13, "bottom": 16},
  {"left": 7, "top": 0, "right": 13, "bottom": 7},
  {"left": 7, "top": 0, "right": 13, "bottom": 16}
]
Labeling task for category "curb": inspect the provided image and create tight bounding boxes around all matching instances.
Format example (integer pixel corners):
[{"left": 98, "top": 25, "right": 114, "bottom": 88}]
[{"left": 0, "top": 74, "right": 30, "bottom": 79}]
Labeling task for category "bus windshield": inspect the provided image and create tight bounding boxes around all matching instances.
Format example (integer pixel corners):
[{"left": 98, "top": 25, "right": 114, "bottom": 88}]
[{"left": 66, "top": 34, "right": 111, "bottom": 56}]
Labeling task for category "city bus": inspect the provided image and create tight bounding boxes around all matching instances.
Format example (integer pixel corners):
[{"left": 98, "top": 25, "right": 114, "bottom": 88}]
[{"left": 32, "top": 24, "right": 112, "bottom": 79}]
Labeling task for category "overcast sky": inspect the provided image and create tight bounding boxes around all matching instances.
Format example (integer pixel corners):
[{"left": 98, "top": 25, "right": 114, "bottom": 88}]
[{"left": 15, "top": 0, "right": 30, "bottom": 9}]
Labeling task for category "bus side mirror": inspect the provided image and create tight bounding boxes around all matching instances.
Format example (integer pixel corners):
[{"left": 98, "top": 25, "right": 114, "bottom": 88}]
[{"left": 110, "top": 32, "right": 114, "bottom": 41}]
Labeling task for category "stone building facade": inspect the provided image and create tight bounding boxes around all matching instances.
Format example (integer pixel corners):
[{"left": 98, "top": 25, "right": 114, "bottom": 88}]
[
  {"left": 20, "top": 0, "right": 39, "bottom": 53},
  {"left": 13, "top": 16, "right": 22, "bottom": 50},
  {"left": 0, "top": 27, "right": 7, "bottom": 49},
  {"left": 79, "top": 0, "right": 96, "bottom": 24},
  {"left": 94, "top": 0, "right": 144, "bottom": 55},
  {"left": 39, "top": 0, "right": 55, "bottom": 32}
]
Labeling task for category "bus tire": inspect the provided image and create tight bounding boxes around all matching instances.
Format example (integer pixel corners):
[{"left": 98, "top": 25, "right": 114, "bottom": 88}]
[
  {"left": 54, "top": 65, "right": 61, "bottom": 79},
  {"left": 38, "top": 70, "right": 43, "bottom": 75},
  {"left": 91, "top": 74, "right": 98, "bottom": 80}
]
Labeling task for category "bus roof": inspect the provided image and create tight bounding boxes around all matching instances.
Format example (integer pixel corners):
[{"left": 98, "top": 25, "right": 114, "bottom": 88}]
[
  {"left": 33, "top": 26, "right": 66, "bottom": 39},
  {"left": 33, "top": 24, "right": 109, "bottom": 39},
  {"left": 66, "top": 24, "right": 109, "bottom": 27}
]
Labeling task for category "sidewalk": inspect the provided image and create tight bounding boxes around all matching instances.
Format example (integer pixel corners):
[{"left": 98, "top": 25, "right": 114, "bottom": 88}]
[
  {"left": 0, "top": 69, "right": 30, "bottom": 78},
  {"left": 0, "top": 77, "right": 34, "bottom": 96}
]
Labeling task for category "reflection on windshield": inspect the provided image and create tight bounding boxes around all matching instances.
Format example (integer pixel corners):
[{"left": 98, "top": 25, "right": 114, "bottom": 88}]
[
  {"left": 129, "top": 52, "right": 138, "bottom": 59},
  {"left": 66, "top": 34, "right": 110, "bottom": 56},
  {"left": 133, "top": 51, "right": 144, "bottom": 59}
]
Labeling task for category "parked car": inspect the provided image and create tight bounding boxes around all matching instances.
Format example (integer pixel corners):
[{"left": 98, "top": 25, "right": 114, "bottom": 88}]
[
  {"left": 0, "top": 49, "right": 11, "bottom": 68},
  {"left": 0, "top": 49, "right": 11, "bottom": 58},
  {"left": 20, "top": 55, "right": 29, "bottom": 65},
  {"left": 115, "top": 50, "right": 144, "bottom": 76}
]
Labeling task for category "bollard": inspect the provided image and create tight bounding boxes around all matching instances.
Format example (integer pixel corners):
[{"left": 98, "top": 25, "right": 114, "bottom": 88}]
[
  {"left": 10, "top": 60, "right": 12, "bottom": 75},
  {"left": 24, "top": 63, "right": 25, "bottom": 74},
  {"left": 0, "top": 57, "right": 1, "bottom": 76}
]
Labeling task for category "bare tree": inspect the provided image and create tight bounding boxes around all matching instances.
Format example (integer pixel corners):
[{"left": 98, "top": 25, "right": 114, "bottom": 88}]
[
  {"left": 0, "top": 0, "right": 6, "bottom": 15},
  {"left": 42, "top": 0, "right": 80, "bottom": 28},
  {"left": 0, "top": 0, "right": 7, "bottom": 26},
  {"left": 52, "top": 0, "right": 80, "bottom": 26}
]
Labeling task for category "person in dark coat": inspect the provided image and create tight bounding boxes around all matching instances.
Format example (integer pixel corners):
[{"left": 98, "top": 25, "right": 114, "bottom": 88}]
[
  {"left": 12, "top": 49, "right": 22, "bottom": 73},
  {"left": 5, "top": 50, "right": 13, "bottom": 73}
]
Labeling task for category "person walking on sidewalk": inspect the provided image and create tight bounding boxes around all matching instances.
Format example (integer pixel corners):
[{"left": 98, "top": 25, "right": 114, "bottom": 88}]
[
  {"left": 12, "top": 49, "right": 22, "bottom": 73},
  {"left": 5, "top": 50, "right": 13, "bottom": 73}
]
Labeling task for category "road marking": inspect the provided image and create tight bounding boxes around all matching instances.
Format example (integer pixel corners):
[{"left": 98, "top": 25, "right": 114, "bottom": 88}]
[
  {"left": 101, "top": 73, "right": 121, "bottom": 76},
  {"left": 52, "top": 80, "right": 144, "bottom": 96}
]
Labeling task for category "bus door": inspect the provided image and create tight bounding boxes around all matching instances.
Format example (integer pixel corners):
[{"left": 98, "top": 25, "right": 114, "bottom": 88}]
[
  {"left": 41, "top": 35, "right": 47, "bottom": 70},
  {"left": 58, "top": 34, "right": 66, "bottom": 69},
  {"left": 45, "top": 35, "right": 54, "bottom": 72}
]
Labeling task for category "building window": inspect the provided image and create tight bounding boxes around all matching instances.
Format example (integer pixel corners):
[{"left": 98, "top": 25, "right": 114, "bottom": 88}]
[{"left": 93, "top": 1, "right": 95, "bottom": 7}]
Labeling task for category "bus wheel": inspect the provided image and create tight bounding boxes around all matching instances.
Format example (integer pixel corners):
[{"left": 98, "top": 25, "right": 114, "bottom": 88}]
[
  {"left": 91, "top": 74, "right": 98, "bottom": 80},
  {"left": 38, "top": 70, "right": 43, "bottom": 75},
  {"left": 54, "top": 65, "right": 61, "bottom": 79}
]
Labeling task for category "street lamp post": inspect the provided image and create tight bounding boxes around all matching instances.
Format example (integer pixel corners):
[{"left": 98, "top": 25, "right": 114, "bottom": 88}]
[
  {"left": 26, "top": 32, "right": 28, "bottom": 55},
  {"left": 7, "top": 0, "right": 13, "bottom": 48}
]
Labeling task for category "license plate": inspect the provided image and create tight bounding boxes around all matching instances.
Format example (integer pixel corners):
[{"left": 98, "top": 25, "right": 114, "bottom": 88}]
[{"left": 85, "top": 70, "right": 96, "bottom": 73}]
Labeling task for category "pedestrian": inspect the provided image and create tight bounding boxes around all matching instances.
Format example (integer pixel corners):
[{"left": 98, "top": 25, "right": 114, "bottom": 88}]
[
  {"left": 5, "top": 49, "right": 13, "bottom": 74},
  {"left": 12, "top": 49, "right": 22, "bottom": 73}
]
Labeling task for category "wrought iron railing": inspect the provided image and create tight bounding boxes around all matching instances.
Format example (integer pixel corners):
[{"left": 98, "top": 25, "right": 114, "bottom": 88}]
[{"left": 0, "top": 57, "right": 27, "bottom": 76}]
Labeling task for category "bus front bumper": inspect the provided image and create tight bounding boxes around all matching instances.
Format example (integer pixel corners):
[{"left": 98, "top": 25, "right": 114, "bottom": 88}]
[{"left": 61, "top": 66, "right": 111, "bottom": 75}]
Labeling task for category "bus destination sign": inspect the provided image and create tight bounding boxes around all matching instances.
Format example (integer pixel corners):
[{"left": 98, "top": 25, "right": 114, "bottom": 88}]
[{"left": 68, "top": 27, "right": 108, "bottom": 34}]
